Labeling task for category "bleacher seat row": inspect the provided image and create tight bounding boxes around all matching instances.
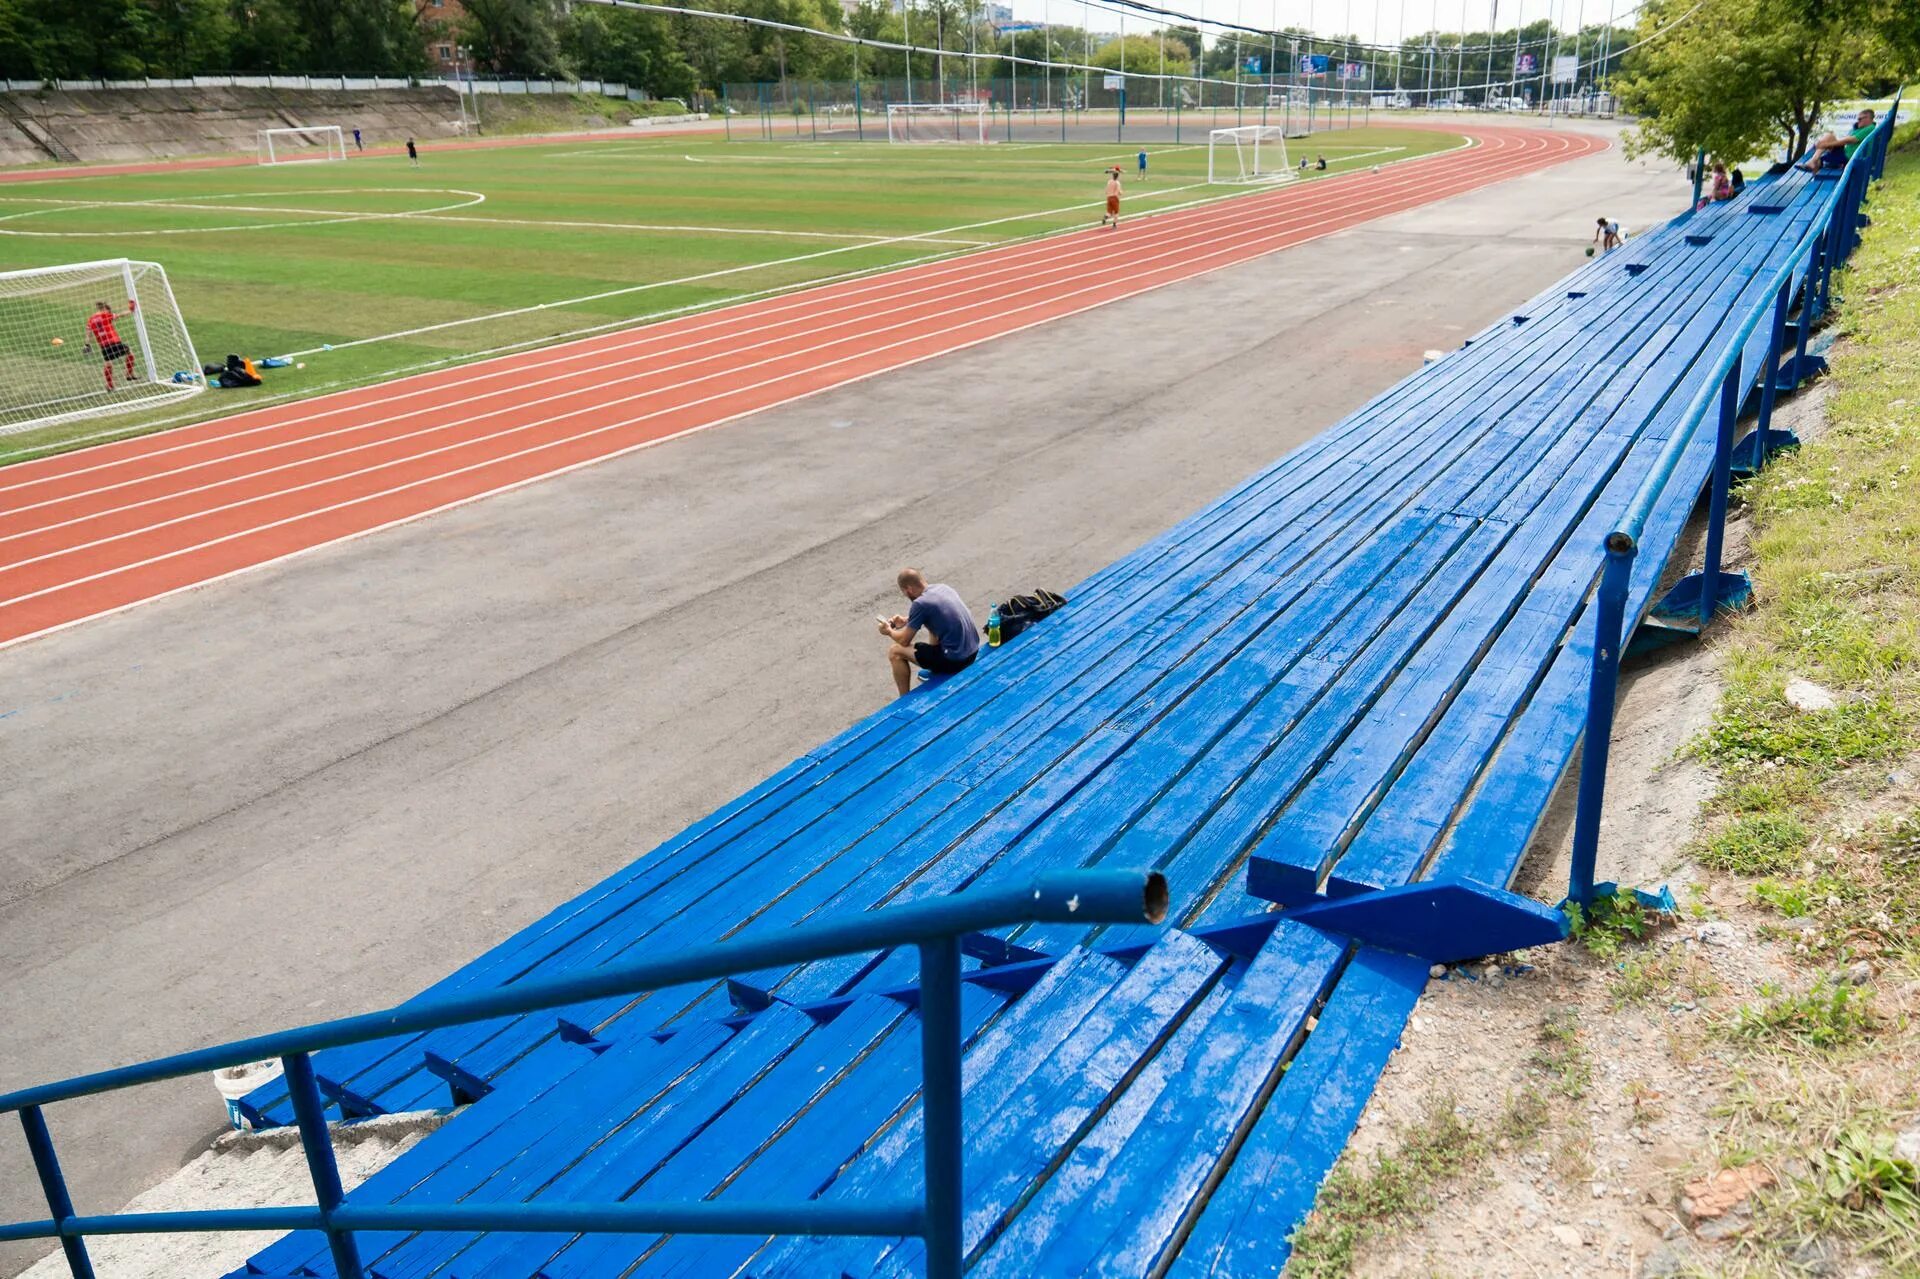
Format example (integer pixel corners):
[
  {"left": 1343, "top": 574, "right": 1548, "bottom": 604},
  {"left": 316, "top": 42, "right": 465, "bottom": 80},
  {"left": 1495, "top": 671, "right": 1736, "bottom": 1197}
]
[
  {"left": 208, "top": 147, "right": 1886, "bottom": 1278},
  {"left": 1, "top": 120, "right": 1892, "bottom": 1279}
]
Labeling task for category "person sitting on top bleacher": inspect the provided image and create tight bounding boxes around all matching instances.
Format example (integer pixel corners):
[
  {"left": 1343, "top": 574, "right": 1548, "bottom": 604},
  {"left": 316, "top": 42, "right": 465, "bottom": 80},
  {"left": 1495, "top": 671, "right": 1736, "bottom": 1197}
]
[
  {"left": 1730, "top": 166, "right": 1746, "bottom": 194},
  {"left": 1800, "top": 108, "right": 1875, "bottom": 172},
  {"left": 1710, "top": 160, "right": 1734, "bottom": 201}
]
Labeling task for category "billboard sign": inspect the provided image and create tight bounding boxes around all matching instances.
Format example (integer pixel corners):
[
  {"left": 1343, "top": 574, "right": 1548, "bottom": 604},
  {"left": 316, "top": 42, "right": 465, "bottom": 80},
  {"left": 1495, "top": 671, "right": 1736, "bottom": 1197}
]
[
  {"left": 1551, "top": 54, "right": 1577, "bottom": 83},
  {"left": 1298, "top": 54, "right": 1329, "bottom": 75}
]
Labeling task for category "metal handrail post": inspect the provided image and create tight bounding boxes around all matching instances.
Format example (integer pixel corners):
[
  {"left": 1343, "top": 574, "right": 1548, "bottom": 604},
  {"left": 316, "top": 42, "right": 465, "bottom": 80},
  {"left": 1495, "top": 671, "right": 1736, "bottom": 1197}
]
[
  {"left": 1753, "top": 280, "right": 1790, "bottom": 458},
  {"left": 919, "top": 936, "right": 965, "bottom": 1279},
  {"left": 1797, "top": 238, "right": 1824, "bottom": 347},
  {"left": 20, "top": 1107, "right": 94, "bottom": 1279},
  {"left": 1568, "top": 537, "right": 1636, "bottom": 906},
  {"left": 1697, "top": 357, "right": 1742, "bottom": 628},
  {"left": 283, "top": 1052, "right": 365, "bottom": 1279}
]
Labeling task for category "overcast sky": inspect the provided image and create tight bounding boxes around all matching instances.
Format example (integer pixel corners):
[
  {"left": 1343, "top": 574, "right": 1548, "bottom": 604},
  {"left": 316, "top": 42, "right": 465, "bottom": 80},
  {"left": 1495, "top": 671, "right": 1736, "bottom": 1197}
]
[{"left": 1002, "top": 0, "right": 1637, "bottom": 44}]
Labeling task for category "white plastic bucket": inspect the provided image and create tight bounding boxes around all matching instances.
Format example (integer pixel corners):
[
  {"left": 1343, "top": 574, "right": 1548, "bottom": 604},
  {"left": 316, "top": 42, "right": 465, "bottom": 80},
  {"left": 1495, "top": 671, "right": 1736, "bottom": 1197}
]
[{"left": 212, "top": 1060, "right": 283, "bottom": 1129}]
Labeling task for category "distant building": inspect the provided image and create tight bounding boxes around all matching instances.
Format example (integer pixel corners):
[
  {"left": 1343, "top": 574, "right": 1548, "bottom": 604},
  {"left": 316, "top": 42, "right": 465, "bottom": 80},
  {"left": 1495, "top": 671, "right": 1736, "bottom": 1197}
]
[{"left": 417, "top": 0, "right": 471, "bottom": 77}]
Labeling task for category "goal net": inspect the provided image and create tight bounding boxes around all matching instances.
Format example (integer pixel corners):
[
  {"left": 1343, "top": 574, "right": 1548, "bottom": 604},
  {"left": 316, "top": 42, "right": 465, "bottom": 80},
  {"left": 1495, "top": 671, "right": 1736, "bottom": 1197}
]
[
  {"left": 258, "top": 125, "right": 346, "bottom": 165},
  {"left": 1207, "top": 125, "right": 1297, "bottom": 184},
  {"left": 0, "top": 259, "right": 203, "bottom": 437},
  {"left": 886, "top": 103, "right": 990, "bottom": 144}
]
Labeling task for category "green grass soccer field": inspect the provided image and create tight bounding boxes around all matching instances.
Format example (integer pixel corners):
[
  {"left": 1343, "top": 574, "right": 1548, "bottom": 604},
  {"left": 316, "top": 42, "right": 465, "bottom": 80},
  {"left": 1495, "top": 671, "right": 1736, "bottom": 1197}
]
[{"left": 0, "top": 126, "right": 1461, "bottom": 460}]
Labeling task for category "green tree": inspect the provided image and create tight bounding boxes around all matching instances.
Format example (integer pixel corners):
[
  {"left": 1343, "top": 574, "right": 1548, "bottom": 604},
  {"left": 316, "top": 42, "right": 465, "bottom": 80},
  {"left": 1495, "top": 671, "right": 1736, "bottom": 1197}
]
[
  {"left": 226, "top": 0, "right": 312, "bottom": 72},
  {"left": 459, "top": 0, "right": 568, "bottom": 75},
  {"left": 561, "top": 6, "right": 696, "bottom": 98},
  {"left": 1089, "top": 33, "right": 1191, "bottom": 78},
  {"left": 1615, "top": 0, "right": 1901, "bottom": 164},
  {"left": 143, "top": 0, "right": 234, "bottom": 75}
]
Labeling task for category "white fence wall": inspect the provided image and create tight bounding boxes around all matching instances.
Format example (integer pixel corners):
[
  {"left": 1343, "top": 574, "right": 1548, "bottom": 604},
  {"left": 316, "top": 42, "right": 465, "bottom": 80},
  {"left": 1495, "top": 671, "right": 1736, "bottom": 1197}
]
[{"left": 5, "top": 76, "right": 635, "bottom": 97}]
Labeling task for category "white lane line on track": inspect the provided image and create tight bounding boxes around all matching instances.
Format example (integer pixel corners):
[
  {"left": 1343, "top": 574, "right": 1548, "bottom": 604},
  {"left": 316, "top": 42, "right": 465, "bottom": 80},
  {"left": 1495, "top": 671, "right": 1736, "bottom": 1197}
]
[
  {"left": 0, "top": 134, "right": 1499, "bottom": 505},
  {"left": 0, "top": 135, "right": 1574, "bottom": 564},
  {"left": 0, "top": 134, "right": 1506, "bottom": 495},
  {"left": 0, "top": 132, "right": 1594, "bottom": 648}
]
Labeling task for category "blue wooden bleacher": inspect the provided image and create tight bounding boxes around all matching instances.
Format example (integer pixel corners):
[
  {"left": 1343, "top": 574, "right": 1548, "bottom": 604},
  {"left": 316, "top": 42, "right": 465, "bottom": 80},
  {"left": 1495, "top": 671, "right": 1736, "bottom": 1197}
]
[{"left": 223, "top": 154, "right": 1864, "bottom": 1278}]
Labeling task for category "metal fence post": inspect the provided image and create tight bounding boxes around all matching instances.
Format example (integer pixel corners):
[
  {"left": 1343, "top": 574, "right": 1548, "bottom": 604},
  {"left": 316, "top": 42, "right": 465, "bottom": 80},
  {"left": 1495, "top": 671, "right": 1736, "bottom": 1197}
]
[
  {"left": 919, "top": 936, "right": 964, "bottom": 1279},
  {"left": 1753, "top": 280, "right": 1790, "bottom": 459},
  {"left": 1697, "top": 357, "right": 1743, "bottom": 628},
  {"left": 20, "top": 1107, "right": 95, "bottom": 1279},
  {"left": 1568, "top": 536, "right": 1636, "bottom": 907},
  {"left": 283, "top": 1053, "right": 365, "bottom": 1279}
]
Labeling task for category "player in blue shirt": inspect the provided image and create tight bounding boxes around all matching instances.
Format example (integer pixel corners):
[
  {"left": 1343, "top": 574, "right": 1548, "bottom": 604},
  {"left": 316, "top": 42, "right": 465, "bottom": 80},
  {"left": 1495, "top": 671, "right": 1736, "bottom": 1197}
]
[{"left": 1137, "top": 149, "right": 1148, "bottom": 180}]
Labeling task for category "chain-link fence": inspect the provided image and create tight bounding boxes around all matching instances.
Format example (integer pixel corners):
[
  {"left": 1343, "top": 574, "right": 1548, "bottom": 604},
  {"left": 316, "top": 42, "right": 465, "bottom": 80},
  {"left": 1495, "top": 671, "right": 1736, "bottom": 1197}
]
[{"left": 717, "top": 78, "right": 1375, "bottom": 144}]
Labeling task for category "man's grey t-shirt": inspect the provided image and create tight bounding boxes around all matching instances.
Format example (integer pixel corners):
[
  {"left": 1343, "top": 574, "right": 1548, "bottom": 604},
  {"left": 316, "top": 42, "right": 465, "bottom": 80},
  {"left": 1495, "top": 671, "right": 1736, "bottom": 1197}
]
[{"left": 907, "top": 584, "right": 980, "bottom": 661}]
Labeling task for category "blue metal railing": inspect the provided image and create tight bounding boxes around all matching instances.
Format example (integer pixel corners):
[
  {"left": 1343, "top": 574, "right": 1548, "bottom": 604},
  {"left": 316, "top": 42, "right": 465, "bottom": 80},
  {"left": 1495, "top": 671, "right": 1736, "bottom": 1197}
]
[
  {"left": 0, "top": 869, "right": 1169, "bottom": 1279},
  {"left": 1568, "top": 101, "right": 1902, "bottom": 905}
]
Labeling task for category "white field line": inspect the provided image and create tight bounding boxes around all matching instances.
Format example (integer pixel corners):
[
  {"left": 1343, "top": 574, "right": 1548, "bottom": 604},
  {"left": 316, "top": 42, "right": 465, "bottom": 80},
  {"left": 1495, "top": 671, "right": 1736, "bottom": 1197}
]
[
  {"left": 0, "top": 133, "right": 1584, "bottom": 650},
  {"left": 0, "top": 133, "right": 1485, "bottom": 477},
  {"left": 0, "top": 190, "right": 491, "bottom": 237},
  {"left": 401, "top": 213, "right": 990, "bottom": 244},
  {"left": 264, "top": 176, "right": 1224, "bottom": 359},
  {"left": 0, "top": 135, "right": 1491, "bottom": 500},
  {"left": 0, "top": 132, "right": 1557, "bottom": 558},
  {"left": 0, "top": 191, "right": 974, "bottom": 245},
  {"left": 0, "top": 167, "right": 1388, "bottom": 531},
  {"left": 0, "top": 134, "right": 1578, "bottom": 633}
]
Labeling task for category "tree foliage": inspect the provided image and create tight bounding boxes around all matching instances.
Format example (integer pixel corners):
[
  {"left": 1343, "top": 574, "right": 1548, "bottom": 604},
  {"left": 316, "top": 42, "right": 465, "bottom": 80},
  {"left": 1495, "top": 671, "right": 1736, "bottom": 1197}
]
[
  {"left": 1615, "top": 0, "right": 1912, "bottom": 165},
  {"left": 1089, "top": 34, "right": 1191, "bottom": 78}
]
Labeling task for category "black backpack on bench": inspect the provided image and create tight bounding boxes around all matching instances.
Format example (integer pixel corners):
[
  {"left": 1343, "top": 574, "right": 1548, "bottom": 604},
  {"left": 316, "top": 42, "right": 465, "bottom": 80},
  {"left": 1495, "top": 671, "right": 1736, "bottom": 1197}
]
[{"left": 990, "top": 588, "right": 1067, "bottom": 642}]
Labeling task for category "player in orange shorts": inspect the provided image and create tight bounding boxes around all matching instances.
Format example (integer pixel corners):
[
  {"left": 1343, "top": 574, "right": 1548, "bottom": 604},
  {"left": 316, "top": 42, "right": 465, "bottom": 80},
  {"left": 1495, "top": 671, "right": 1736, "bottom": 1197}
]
[{"left": 1101, "top": 166, "right": 1122, "bottom": 229}]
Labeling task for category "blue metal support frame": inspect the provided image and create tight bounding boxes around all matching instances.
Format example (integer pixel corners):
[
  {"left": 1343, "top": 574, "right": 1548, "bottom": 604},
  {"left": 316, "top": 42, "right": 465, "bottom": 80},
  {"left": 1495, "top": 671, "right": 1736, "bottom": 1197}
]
[
  {"left": 283, "top": 1052, "right": 364, "bottom": 1279},
  {"left": 1733, "top": 280, "right": 1797, "bottom": 476},
  {"left": 1570, "top": 98, "right": 1899, "bottom": 906},
  {"left": 0, "top": 870, "right": 1168, "bottom": 1278},
  {"left": 19, "top": 1107, "right": 94, "bottom": 1279},
  {"left": 1652, "top": 357, "right": 1754, "bottom": 629},
  {"left": 1568, "top": 537, "right": 1634, "bottom": 907}
]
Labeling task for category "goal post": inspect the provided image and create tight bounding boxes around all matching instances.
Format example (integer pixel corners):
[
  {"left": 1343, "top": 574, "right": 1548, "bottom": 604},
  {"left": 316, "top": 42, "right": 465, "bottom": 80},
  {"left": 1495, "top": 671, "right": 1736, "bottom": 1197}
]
[
  {"left": 257, "top": 125, "right": 347, "bottom": 165},
  {"left": 886, "top": 103, "right": 990, "bottom": 144},
  {"left": 1207, "top": 125, "right": 1298, "bottom": 184},
  {"left": 0, "top": 259, "right": 204, "bottom": 437}
]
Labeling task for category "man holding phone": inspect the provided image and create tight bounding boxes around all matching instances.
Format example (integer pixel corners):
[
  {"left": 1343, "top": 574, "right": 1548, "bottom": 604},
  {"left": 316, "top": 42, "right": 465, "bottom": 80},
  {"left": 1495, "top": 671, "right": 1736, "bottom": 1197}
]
[{"left": 878, "top": 567, "right": 979, "bottom": 696}]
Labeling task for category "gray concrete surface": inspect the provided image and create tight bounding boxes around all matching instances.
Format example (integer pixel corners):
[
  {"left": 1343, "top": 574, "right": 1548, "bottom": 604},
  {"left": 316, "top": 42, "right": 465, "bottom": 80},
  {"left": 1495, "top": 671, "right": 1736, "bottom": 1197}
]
[{"left": 0, "top": 122, "right": 1680, "bottom": 1276}]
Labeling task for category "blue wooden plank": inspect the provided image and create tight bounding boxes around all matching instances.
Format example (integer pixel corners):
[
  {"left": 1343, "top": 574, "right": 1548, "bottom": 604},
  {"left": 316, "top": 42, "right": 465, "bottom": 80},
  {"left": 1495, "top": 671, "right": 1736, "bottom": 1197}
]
[
  {"left": 1165, "top": 947, "right": 1429, "bottom": 1279},
  {"left": 512, "top": 995, "right": 920, "bottom": 1279},
  {"left": 864, "top": 931, "right": 1227, "bottom": 1278},
  {"left": 364, "top": 1010, "right": 809, "bottom": 1279},
  {"left": 967, "top": 920, "right": 1344, "bottom": 1279}
]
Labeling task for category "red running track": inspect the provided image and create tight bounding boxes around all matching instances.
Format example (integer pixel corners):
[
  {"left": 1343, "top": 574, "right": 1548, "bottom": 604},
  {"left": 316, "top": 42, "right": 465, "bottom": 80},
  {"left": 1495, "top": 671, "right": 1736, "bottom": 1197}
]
[{"left": 0, "top": 124, "right": 1604, "bottom": 649}]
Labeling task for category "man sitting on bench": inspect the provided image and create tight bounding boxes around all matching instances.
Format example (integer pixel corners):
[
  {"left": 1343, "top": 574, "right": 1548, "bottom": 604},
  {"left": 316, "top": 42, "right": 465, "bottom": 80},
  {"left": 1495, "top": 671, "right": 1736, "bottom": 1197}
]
[
  {"left": 879, "top": 568, "right": 979, "bottom": 696},
  {"left": 1800, "top": 109, "right": 1875, "bottom": 172}
]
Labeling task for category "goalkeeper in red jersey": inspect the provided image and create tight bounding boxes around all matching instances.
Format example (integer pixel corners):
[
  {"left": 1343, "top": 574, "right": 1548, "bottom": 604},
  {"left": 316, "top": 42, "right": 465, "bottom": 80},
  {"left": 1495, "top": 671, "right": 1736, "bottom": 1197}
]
[{"left": 86, "top": 298, "right": 138, "bottom": 390}]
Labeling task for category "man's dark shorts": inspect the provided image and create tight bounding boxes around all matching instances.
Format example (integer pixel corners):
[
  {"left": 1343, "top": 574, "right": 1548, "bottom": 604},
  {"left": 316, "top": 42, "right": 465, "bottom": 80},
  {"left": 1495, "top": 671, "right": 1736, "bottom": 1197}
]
[
  {"left": 100, "top": 341, "right": 129, "bottom": 361},
  {"left": 914, "top": 643, "right": 976, "bottom": 676}
]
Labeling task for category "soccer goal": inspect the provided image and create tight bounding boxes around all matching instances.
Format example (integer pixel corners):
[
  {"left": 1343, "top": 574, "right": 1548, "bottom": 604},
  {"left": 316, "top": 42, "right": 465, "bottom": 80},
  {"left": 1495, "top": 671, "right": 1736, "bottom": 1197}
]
[
  {"left": 1207, "top": 125, "right": 1298, "bottom": 184},
  {"left": 886, "top": 103, "right": 990, "bottom": 144},
  {"left": 0, "top": 259, "right": 203, "bottom": 437},
  {"left": 258, "top": 125, "right": 347, "bottom": 165}
]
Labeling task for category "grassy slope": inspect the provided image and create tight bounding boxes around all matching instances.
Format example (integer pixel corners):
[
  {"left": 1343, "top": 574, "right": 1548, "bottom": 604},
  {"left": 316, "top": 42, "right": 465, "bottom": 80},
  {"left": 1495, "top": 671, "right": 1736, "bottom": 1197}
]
[
  {"left": 1675, "top": 124, "right": 1920, "bottom": 1277},
  {"left": 0, "top": 127, "right": 1457, "bottom": 462}
]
